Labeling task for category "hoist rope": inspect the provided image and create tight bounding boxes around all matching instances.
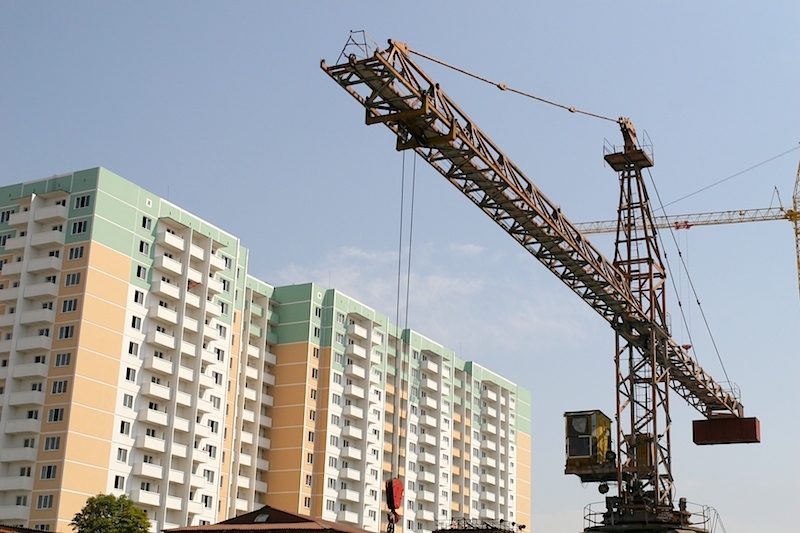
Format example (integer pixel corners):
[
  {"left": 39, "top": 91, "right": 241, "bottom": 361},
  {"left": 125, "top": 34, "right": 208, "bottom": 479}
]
[
  {"left": 408, "top": 48, "right": 618, "bottom": 123},
  {"left": 646, "top": 168, "right": 733, "bottom": 386}
]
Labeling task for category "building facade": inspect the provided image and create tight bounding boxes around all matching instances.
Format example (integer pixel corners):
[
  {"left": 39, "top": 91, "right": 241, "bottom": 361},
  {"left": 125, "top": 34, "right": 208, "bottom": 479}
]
[{"left": 0, "top": 168, "right": 530, "bottom": 533}]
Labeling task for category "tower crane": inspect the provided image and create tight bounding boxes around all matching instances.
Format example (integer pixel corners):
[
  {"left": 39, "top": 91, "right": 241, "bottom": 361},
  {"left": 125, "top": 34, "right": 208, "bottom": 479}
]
[
  {"left": 573, "top": 163, "right": 800, "bottom": 297},
  {"left": 322, "top": 36, "right": 760, "bottom": 533}
]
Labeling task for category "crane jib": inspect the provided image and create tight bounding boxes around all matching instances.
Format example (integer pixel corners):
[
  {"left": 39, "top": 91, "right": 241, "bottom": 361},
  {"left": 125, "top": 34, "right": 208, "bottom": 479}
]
[{"left": 321, "top": 42, "right": 745, "bottom": 420}]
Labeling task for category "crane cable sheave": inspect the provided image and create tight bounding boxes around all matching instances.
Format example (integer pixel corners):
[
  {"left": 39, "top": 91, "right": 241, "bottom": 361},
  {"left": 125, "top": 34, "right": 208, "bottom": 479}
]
[{"left": 321, "top": 36, "right": 744, "bottom": 419}]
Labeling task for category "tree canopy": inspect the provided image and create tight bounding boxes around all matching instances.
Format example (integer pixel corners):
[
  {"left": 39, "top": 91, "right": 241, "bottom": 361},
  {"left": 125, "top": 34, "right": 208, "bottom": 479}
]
[{"left": 71, "top": 493, "right": 150, "bottom": 533}]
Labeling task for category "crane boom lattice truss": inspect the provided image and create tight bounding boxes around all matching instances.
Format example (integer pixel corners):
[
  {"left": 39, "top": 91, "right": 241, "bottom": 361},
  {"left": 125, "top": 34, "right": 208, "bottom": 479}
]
[{"left": 322, "top": 38, "right": 748, "bottom": 528}]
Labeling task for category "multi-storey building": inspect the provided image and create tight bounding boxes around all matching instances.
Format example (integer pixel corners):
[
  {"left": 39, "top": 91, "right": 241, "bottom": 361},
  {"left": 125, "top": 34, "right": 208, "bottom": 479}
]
[{"left": 0, "top": 168, "right": 530, "bottom": 533}]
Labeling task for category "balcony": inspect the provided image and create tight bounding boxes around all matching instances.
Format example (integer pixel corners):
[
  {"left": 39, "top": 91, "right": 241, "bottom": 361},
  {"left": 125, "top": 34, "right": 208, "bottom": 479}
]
[
  {"left": 183, "top": 315, "right": 199, "bottom": 332},
  {"left": 264, "top": 350, "right": 277, "bottom": 365},
  {"left": 239, "top": 452, "right": 253, "bottom": 467},
  {"left": 344, "top": 384, "right": 365, "bottom": 400},
  {"left": 176, "top": 391, "right": 192, "bottom": 407},
  {"left": 5, "top": 418, "right": 41, "bottom": 434},
  {"left": 255, "top": 480, "right": 268, "bottom": 494},
  {"left": 187, "top": 267, "right": 202, "bottom": 286},
  {"left": 483, "top": 405, "right": 498, "bottom": 419},
  {"left": 169, "top": 417, "right": 191, "bottom": 436},
  {"left": 166, "top": 495, "right": 183, "bottom": 511},
  {"left": 146, "top": 329, "right": 176, "bottom": 350},
  {"left": 345, "top": 343, "right": 366, "bottom": 359},
  {"left": 421, "top": 378, "right": 438, "bottom": 392},
  {"left": 181, "top": 340, "right": 197, "bottom": 357},
  {"left": 142, "top": 380, "right": 171, "bottom": 401},
  {"left": 480, "top": 456, "right": 497, "bottom": 469},
  {"left": 27, "top": 255, "right": 62, "bottom": 273},
  {"left": 482, "top": 388, "right": 498, "bottom": 402},
  {"left": 156, "top": 230, "right": 186, "bottom": 252},
  {"left": 480, "top": 491, "right": 497, "bottom": 503},
  {"left": 131, "top": 488, "right": 161, "bottom": 507},
  {"left": 12, "top": 362, "right": 49, "bottom": 379},
  {"left": 417, "top": 490, "right": 435, "bottom": 503},
  {"left": 0, "top": 504, "right": 30, "bottom": 521},
  {"left": 0, "top": 446, "right": 37, "bottom": 463},
  {"left": 19, "top": 308, "right": 55, "bottom": 325},
  {"left": 34, "top": 203, "right": 68, "bottom": 223},
  {"left": 418, "top": 470, "right": 436, "bottom": 484},
  {"left": 185, "top": 291, "right": 201, "bottom": 309},
  {"left": 418, "top": 452, "right": 436, "bottom": 465},
  {"left": 422, "top": 359, "right": 439, "bottom": 374},
  {"left": 16, "top": 334, "right": 52, "bottom": 352},
  {"left": 0, "top": 287, "right": 19, "bottom": 302},
  {"left": 240, "top": 431, "right": 254, "bottom": 445},
  {"left": 30, "top": 230, "right": 65, "bottom": 249},
  {"left": 171, "top": 443, "right": 188, "bottom": 459},
  {"left": 152, "top": 279, "right": 181, "bottom": 300},
  {"left": 8, "top": 390, "right": 45, "bottom": 406},
  {"left": 168, "top": 469, "right": 186, "bottom": 484},
  {"left": 340, "top": 468, "right": 362, "bottom": 482},
  {"left": 256, "top": 458, "right": 270, "bottom": 472},
  {"left": 237, "top": 475, "right": 251, "bottom": 490},
  {"left": 418, "top": 510, "right": 435, "bottom": 522},
  {"left": 346, "top": 322, "right": 368, "bottom": 340},
  {"left": 262, "top": 372, "right": 276, "bottom": 386},
  {"left": 338, "top": 488, "right": 361, "bottom": 502},
  {"left": 23, "top": 281, "right": 59, "bottom": 300},
  {"left": 419, "top": 415, "right": 437, "bottom": 428},
  {"left": 479, "top": 473, "right": 497, "bottom": 485},
  {"left": 421, "top": 396, "right": 438, "bottom": 410},
  {"left": 418, "top": 433, "right": 436, "bottom": 447},
  {"left": 343, "top": 404, "right": 364, "bottom": 419},
  {"left": 139, "top": 407, "right": 169, "bottom": 427},
  {"left": 344, "top": 364, "right": 366, "bottom": 380},
  {"left": 235, "top": 498, "right": 249, "bottom": 512},
  {"left": 342, "top": 425, "right": 363, "bottom": 440},
  {"left": 197, "top": 397, "right": 213, "bottom": 413},
  {"left": 260, "top": 414, "right": 273, "bottom": 429},
  {"left": 189, "top": 243, "right": 205, "bottom": 261},
  {"left": 134, "top": 462, "right": 164, "bottom": 479},
  {"left": 147, "top": 302, "right": 178, "bottom": 325},
  {"left": 154, "top": 255, "right": 183, "bottom": 277},
  {"left": 481, "top": 440, "right": 497, "bottom": 452},
  {"left": 371, "top": 330, "right": 384, "bottom": 345},
  {"left": 145, "top": 355, "right": 174, "bottom": 375},
  {"left": 205, "top": 300, "right": 222, "bottom": 317},
  {"left": 178, "top": 365, "right": 195, "bottom": 382},
  {"left": 198, "top": 373, "right": 216, "bottom": 389},
  {"left": 261, "top": 394, "right": 274, "bottom": 407},
  {"left": 340, "top": 446, "right": 363, "bottom": 461},
  {"left": 207, "top": 277, "right": 223, "bottom": 294},
  {"left": 187, "top": 500, "right": 204, "bottom": 515},
  {"left": 2, "top": 261, "right": 23, "bottom": 276},
  {"left": 209, "top": 252, "right": 225, "bottom": 271},
  {"left": 481, "top": 422, "right": 497, "bottom": 435},
  {"left": 0, "top": 476, "right": 34, "bottom": 491},
  {"left": 337, "top": 511, "right": 359, "bottom": 524},
  {"left": 3, "top": 236, "right": 26, "bottom": 251},
  {"left": 134, "top": 434, "right": 166, "bottom": 453}
]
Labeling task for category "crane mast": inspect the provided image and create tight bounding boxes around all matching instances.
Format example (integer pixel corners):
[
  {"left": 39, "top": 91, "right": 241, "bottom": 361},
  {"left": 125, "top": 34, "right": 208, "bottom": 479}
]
[{"left": 322, "top": 37, "right": 756, "bottom": 532}]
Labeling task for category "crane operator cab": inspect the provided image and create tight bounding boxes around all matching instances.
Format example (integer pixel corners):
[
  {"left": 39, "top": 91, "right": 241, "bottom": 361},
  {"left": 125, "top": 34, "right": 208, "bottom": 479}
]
[{"left": 564, "top": 410, "right": 616, "bottom": 484}]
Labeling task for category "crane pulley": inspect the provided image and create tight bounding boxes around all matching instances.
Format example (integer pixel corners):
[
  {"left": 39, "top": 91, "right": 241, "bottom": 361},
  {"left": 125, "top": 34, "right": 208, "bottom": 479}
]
[{"left": 322, "top": 35, "right": 759, "bottom": 532}]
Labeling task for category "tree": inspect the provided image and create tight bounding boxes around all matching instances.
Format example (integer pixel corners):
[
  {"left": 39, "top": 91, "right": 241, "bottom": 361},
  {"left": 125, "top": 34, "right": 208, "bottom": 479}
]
[{"left": 71, "top": 493, "right": 150, "bottom": 533}]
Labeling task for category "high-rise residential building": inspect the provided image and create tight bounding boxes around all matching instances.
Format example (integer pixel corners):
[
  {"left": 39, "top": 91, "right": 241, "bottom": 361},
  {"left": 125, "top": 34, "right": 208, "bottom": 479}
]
[{"left": 0, "top": 168, "right": 530, "bottom": 533}]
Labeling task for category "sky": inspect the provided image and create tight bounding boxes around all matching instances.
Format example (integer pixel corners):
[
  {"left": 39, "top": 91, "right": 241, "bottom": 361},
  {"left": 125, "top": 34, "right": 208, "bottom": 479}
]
[{"left": 1, "top": 2, "right": 798, "bottom": 532}]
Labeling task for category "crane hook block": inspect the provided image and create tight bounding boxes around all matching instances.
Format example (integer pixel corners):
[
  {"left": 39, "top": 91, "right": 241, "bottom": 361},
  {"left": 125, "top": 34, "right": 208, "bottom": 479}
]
[{"left": 385, "top": 478, "right": 404, "bottom": 510}]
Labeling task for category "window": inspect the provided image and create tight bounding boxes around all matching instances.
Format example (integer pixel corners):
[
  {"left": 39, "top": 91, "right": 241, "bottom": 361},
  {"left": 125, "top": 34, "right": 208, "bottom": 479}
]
[
  {"left": 68, "top": 245, "right": 84, "bottom": 260},
  {"left": 114, "top": 475, "right": 125, "bottom": 489},
  {"left": 313, "top": 327, "right": 320, "bottom": 338},
  {"left": 335, "top": 332, "right": 344, "bottom": 345},
  {"left": 309, "top": 410, "right": 316, "bottom": 421},
  {"left": 209, "top": 420, "right": 219, "bottom": 434},
  {"left": 142, "top": 216, "right": 152, "bottom": 230},
  {"left": 47, "top": 408, "right": 64, "bottom": 422},
  {"left": 54, "top": 353, "right": 71, "bottom": 369},
  {"left": 120, "top": 421, "right": 131, "bottom": 435},
  {"left": 201, "top": 495, "right": 213, "bottom": 508},
  {"left": 27, "top": 410, "right": 39, "bottom": 420},
  {"left": 331, "top": 414, "right": 340, "bottom": 426},
  {"left": 38, "top": 328, "right": 50, "bottom": 337},
  {"left": 40, "top": 465, "right": 58, "bottom": 480},
  {"left": 123, "top": 394, "right": 133, "bottom": 408},
  {"left": 205, "top": 444, "right": 217, "bottom": 458},
  {"left": 332, "top": 372, "right": 342, "bottom": 385},
  {"left": 328, "top": 456, "right": 338, "bottom": 468},
  {"left": 125, "top": 368, "right": 136, "bottom": 382},
  {"left": 131, "top": 316, "right": 141, "bottom": 330},
  {"left": 35, "top": 494, "right": 54, "bottom": 510},
  {"left": 311, "top": 368, "right": 318, "bottom": 380},
  {"left": 20, "top": 467, "right": 31, "bottom": 477},
  {"left": 220, "top": 302, "right": 229, "bottom": 315},
  {"left": 117, "top": 448, "right": 128, "bottom": 462},
  {"left": 133, "top": 290, "right": 144, "bottom": 305},
  {"left": 51, "top": 380, "right": 68, "bottom": 395},
  {"left": 44, "top": 437, "right": 60, "bottom": 451},
  {"left": 71, "top": 220, "right": 88, "bottom": 234},
  {"left": 204, "top": 469, "right": 215, "bottom": 483},
  {"left": 326, "top": 500, "right": 335, "bottom": 511},
  {"left": 74, "top": 195, "right": 91, "bottom": 209},
  {"left": 58, "top": 326, "right": 75, "bottom": 340},
  {"left": 16, "top": 495, "right": 28, "bottom": 506},
  {"left": 139, "top": 240, "right": 149, "bottom": 254},
  {"left": 336, "top": 312, "right": 345, "bottom": 324},
  {"left": 312, "top": 347, "right": 320, "bottom": 359},
  {"left": 215, "top": 347, "right": 225, "bottom": 362},
  {"left": 24, "top": 438, "right": 35, "bottom": 448},
  {"left": 310, "top": 389, "right": 317, "bottom": 400},
  {"left": 65, "top": 272, "right": 80, "bottom": 286},
  {"left": 136, "top": 265, "right": 147, "bottom": 279},
  {"left": 61, "top": 298, "right": 78, "bottom": 313},
  {"left": 140, "top": 481, "right": 151, "bottom": 491},
  {"left": 306, "top": 453, "right": 314, "bottom": 465},
  {"left": 331, "top": 393, "right": 341, "bottom": 405},
  {"left": 222, "top": 279, "right": 231, "bottom": 292},
  {"left": 217, "top": 324, "right": 227, "bottom": 338},
  {"left": 210, "top": 395, "right": 221, "bottom": 410},
  {"left": 304, "top": 497, "right": 311, "bottom": 509}
]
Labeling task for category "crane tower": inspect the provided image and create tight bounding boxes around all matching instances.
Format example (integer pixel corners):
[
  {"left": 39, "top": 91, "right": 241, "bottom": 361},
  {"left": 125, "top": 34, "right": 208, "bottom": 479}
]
[{"left": 322, "top": 35, "right": 760, "bottom": 533}]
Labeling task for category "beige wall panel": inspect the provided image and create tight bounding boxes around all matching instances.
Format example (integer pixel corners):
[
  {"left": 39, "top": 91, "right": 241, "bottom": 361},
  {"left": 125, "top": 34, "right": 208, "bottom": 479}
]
[
  {"left": 264, "top": 493, "right": 301, "bottom": 514},
  {"left": 86, "top": 242, "right": 131, "bottom": 281},
  {"left": 66, "top": 404, "right": 115, "bottom": 442},
  {"left": 64, "top": 242, "right": 91, "bottom": 270},
  {"left": 273, "top": 362, "right": 311, "bottom": 385},
  {"left": 269, "top": 428, "right": 305, "bottom": 450},
  {"left": 272, "top": 343, "right": 311, "bottom": 364},
  {"left": 59, "top": 461, "right": 109, "bottom": 495},
  {"left": 63, "top": 432, "right": 112, "bottom": 466},
  {"left": 270, "top": 404, "right": 306, "bottom": 426},
  {"left": 75, "top": 324, "right": 123, "bottom": 365},
  {"left": 266, "top": 448, "right": 306, "bottom": 470},
  {"left": 80, "top": 293, "right": 126, "bottom": 329},
  {"left": 271, "top": 384, "right": 307, "bottom": 406},
  {"left": 70, "top": 375, "right": 117, "bottom": 410},
  {"left": 264, "top": 470, "right": 302, "bottom": 493}
]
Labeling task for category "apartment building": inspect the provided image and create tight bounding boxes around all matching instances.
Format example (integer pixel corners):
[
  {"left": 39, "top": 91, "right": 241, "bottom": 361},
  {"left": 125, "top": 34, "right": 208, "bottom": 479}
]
[{"left": 0, "top": 168, "right": 530, "bottom": 533}]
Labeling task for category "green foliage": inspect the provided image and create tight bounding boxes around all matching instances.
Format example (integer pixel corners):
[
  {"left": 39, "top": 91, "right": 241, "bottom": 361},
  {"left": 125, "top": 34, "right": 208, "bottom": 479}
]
[{"left": 71, "top": 494, "right": 150, "bottom": 533}]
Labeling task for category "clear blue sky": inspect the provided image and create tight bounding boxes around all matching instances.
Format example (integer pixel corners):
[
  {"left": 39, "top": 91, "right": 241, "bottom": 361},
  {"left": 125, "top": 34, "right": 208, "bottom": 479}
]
[{"left": 2, "top": 2, "right": 798, "bottom": 532}]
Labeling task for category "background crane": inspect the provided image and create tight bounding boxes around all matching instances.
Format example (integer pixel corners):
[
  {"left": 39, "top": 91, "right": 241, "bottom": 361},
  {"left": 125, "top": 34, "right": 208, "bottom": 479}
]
[
  {"left": 573, "top": 163, "right": 800, "bottom": 297},
  {"left": 322, "top": 36, "right": 759, "bottom": 533}
]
